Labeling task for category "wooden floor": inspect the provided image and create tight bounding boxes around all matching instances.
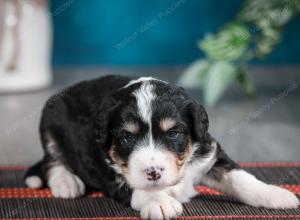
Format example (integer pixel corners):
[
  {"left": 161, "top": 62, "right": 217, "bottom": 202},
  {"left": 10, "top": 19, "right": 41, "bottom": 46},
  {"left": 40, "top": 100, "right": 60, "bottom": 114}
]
[{"left": 0, "top": 65, "right": 300, "bottom": 165}]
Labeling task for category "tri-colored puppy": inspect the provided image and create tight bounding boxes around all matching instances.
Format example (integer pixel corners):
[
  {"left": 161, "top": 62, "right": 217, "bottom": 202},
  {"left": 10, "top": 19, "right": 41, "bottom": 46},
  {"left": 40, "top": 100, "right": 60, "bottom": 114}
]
[{"left": 25, "top": 75, "right": 299, "bottom": 219}]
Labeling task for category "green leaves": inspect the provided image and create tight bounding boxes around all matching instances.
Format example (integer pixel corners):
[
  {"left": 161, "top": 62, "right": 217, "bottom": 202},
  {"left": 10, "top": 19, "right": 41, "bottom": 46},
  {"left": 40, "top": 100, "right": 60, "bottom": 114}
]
[
  {"left": 239, "top": 0, "right": 300, "bottom": 57},
  {"left": 180, "top": 23, "right": 252, "bottom": 106},
  {"left": 179, "top": 0, "right": 299, "bottom": 106},
  {"left": 203, "top": 62, "right": 237, "bottom": 106},
  {"left": 239, "top": 0, "right": 299, "bottom": 27},
  {"left": 199, "top": 23, "right": 250, "bottom": 61},
  {"left": 180, "top": 61, "right": 239, "bottom": 106}
]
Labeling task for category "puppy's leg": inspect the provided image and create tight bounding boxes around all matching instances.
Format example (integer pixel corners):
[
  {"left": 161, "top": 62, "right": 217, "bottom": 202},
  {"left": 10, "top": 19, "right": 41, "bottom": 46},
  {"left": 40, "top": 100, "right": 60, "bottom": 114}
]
[
  {"left": 47, "top": 163, "right": 85, "bottom": 198},
  {"left": 43, "top": 131, "right": 85, "bottom": 198},
  {"left": 25, "top": 160, "right": 45, "bottom": 189},
  {"left": 131, "top": 189, "right": 183, "bottom": 220},
  {"left": 201, "top": 143, "right": 300, "bottom": 209}
]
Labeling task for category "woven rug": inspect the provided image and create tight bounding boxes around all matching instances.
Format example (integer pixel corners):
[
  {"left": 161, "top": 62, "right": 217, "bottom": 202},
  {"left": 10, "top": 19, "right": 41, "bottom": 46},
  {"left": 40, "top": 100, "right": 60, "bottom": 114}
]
[{"left": 0, "top": 162, "right": 299, "bottom": 219}]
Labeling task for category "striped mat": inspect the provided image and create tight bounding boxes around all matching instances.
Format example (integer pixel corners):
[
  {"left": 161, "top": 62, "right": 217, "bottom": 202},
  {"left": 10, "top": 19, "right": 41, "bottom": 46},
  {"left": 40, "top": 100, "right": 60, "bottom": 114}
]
[{"left": 0, "top": 162, "right": 300, "bottom": 219}]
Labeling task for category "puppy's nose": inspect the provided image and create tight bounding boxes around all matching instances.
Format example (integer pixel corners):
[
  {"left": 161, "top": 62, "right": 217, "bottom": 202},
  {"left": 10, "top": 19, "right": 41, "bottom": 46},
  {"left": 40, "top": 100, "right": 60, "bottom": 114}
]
[{"left": 145, "top": 166, "right": 165, "bottom": 181}]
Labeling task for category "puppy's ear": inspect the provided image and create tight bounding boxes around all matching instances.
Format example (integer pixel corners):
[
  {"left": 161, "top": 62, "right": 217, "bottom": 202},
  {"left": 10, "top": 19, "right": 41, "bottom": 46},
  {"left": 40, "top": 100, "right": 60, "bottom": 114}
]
[
  {"left": 187, "top": 100, "right": 209, "bottom": 142},
  {"left": 92, "top": 95, "right": 121, "bottom": 146}
]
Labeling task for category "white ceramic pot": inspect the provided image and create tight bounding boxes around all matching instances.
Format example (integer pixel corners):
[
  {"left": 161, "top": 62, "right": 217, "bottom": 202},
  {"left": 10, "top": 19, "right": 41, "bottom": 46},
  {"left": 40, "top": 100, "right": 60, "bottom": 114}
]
[{"left": 0, "top": 0, "right": 52, "bottom": 93}]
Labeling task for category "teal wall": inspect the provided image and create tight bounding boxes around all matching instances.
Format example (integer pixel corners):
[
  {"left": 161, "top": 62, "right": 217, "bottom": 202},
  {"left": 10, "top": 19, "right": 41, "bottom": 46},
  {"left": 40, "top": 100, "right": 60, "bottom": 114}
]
[{"left": 51, "top": 0, "right": 300, "bottom": 66}]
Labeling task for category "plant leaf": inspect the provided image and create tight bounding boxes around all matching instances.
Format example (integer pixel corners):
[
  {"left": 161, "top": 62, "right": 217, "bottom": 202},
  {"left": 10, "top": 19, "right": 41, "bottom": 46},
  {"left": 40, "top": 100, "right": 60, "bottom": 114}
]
[
  {"left": 199, "top": 23, "right": 250, "bottom": 61},
  {"left": 203, "top": 62, "right": 237, "bottom": 106},
  {"left": 178, "top": 59, "right": 210, "bottom": 88}
]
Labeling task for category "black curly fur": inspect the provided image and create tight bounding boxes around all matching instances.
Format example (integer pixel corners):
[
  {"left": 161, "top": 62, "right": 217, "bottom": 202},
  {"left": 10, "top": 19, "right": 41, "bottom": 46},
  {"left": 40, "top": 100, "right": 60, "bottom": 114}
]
[{"left": 25, "top": 75, "right": 237, "bottom": 206}]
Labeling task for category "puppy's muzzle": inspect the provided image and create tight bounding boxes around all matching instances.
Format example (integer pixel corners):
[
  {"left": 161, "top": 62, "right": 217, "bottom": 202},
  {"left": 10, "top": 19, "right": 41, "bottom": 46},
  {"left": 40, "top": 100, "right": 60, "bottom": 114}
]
[{"left": 144, "top": 166, "right": 165, "bottom": 181}]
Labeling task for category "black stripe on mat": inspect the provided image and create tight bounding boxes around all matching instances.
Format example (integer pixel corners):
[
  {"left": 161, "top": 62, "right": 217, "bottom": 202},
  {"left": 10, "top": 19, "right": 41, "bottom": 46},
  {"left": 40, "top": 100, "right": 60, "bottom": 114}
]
[
  {"left": 1, "top": 196, "right": 299, "bottom": 218},
  {"left": 1, "top": 167, "right": 300, "bottom": 188},
  {"left": 0, "top": 197, "right": 138, "bottom": 218},
  {"left": 0, "top": 170, "right": 26, "bottom": 188}
]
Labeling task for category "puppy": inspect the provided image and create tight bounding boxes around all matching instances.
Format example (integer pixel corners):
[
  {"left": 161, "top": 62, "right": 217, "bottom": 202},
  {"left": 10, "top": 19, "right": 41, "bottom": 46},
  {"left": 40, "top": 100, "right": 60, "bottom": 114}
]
[{"left": 25, "top": 75, "right": 299, "bottom": 219}]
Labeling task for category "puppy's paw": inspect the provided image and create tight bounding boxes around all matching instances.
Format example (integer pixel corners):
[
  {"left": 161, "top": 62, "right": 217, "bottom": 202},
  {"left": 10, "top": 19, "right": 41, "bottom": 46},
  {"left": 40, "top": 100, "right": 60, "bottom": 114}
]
[
  {"left": 25, "top": 176, "right": 43, "bottom": 189},
  {"left": 49, "top": 173, "right": 85, "bottom": 198},
  {"left": 48, "top": 166, "right": 85, "bottom": 198},
  {"left": 167, "top": 183, "right": 198, "bottom": 203},
  {"left": 140, "top": 195, "right": 183, "bottom": 220},
  {"left": 260, "top": 185, "right": 299, "bottom": 209}
]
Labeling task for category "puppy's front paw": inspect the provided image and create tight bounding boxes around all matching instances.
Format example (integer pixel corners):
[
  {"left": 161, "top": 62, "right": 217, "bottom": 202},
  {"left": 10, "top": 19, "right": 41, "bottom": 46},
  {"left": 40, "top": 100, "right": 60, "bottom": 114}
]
[
  {"left": 140, "top": 196, "right": 183, "bottom": 220},
  {"left": 261, "top": 185, "right": 299, "bottom": 209},
  {"left": 48, "top": 166, "right": 85, "bottom": 198}
]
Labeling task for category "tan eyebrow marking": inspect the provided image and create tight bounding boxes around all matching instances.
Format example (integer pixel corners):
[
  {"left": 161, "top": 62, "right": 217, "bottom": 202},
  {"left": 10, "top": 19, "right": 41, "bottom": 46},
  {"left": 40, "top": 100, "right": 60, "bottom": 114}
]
[
  {"left": 160, "top": 118, "right": 176, "bottom": 132},
  {"left": 123, "top": 122, "right": 139, "bottom": 134}
]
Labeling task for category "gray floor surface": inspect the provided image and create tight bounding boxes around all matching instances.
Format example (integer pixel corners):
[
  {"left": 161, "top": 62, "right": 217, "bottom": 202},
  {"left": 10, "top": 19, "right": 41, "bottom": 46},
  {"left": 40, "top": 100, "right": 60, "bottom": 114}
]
[{"left": 0, "top": 65, "right": 299, "bottom": 165}]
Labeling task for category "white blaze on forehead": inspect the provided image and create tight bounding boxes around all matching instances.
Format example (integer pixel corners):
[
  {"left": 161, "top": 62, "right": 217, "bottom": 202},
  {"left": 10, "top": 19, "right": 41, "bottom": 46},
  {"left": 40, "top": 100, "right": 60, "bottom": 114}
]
[
  {"left": 124, "top": 77, "right": 156, "bottom": 88},
  {"left": 125, "top": 77, "right": 166, "bottom": 149},
  {"left": 131, "top": 79, "right": 156, "bottom": 150},
  {"left": 124, "top": 77, "right": 165, "bottom": 88},
  {"left": 132, "top": 81, "right": 155, "bottom": 123}
]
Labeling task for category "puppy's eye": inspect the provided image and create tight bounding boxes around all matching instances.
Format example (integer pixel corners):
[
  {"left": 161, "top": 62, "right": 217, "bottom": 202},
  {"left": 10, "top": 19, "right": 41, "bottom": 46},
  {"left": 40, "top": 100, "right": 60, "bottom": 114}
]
[
  {"left": 122, "top": 133, "right": 135, "bottom": 144},
  {"left": 167, "top": 130, "right": 179, "bottom": 139}
]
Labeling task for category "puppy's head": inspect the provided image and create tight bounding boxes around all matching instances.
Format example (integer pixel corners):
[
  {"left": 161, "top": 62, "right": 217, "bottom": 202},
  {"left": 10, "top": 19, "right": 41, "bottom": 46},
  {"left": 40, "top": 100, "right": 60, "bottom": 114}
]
[{"left": 105, "top": 77, "right": 208, "bottom": 190}]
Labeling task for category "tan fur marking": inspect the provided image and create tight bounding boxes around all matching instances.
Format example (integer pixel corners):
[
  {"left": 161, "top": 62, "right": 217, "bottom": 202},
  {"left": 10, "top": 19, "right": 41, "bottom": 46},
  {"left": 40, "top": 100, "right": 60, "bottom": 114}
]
[
  {"left": 123, "top": 122, "right": 139, "bottom": 134},
  {"left": 176, "top": 142, "right": 192, "bottom": 169},
  {"left": 160, "top": 118, "right": 176, "bottom": 132},
  {"left": 109, "top": 145, "right": 129, "bottom": 174},
  {"left": 162, "top": 139, "right": 193, "bottom": 182}
]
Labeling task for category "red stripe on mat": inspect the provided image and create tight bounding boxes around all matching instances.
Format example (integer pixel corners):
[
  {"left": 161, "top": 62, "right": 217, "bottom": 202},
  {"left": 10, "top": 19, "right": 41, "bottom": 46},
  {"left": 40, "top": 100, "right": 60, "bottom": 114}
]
[
  {"left": 177, "top": 216, "right": 300, "bottom": 219},
  {"left": 0, "top": 188, "right": 104, "bottom": 198},
  {"left": 1, "top": 215, "right": 300, "bottom": 219},
  {"left": 0, "top": 166, "right": 28, "bottom": 170},
  {"left": 239, "top": 162, "right": 300, "bottom": 167},
  {"left": 196, "top": 184, "right": 300, "bottom": 196},
  {"left": 0, "top": 185, "right": 299, "bottom": 198},
  {"left": 1, "top": 162, "right": 300, "bottom": 171}
]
